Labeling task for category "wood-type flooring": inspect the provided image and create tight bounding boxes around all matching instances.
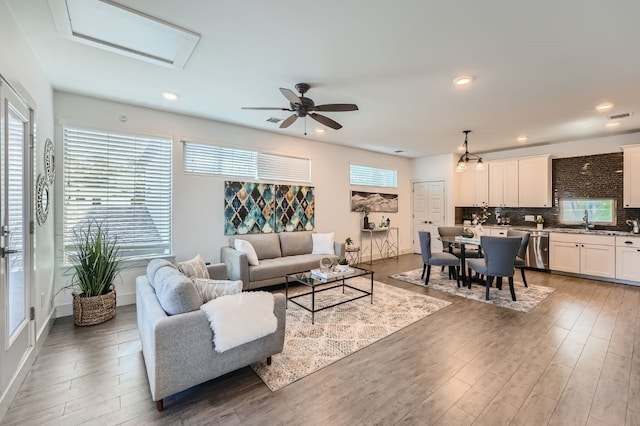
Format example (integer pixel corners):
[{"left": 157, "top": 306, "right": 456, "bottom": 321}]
[{"left": 2, "top": 254, "right": 639, "bottom": 425}]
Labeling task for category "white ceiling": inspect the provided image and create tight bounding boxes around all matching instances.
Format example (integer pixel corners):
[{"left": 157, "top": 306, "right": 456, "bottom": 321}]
[{"left": 6, "top": 0, "right": 640, "bottom": 158}]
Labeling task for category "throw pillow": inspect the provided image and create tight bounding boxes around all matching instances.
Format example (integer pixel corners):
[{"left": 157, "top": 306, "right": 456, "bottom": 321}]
[
  {"left": 178, "top": 254, "right": 210, "bottom": 279},
  {"left": 311, "top": 232, "right": 335, "bottom": 255},
  {"left": 192, "top": 278, "right": 243, "bottom": 303},
  {"left": 234, "top": 239, "right": 259, "bottom": 266},
  {"left": 154, "top": 266, "right": 202, "bottom": 315}
]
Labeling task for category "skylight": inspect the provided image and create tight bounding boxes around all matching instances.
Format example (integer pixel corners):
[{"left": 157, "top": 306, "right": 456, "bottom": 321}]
[{"left": 48, "top": 0, "right": 200, "bottom": 68}]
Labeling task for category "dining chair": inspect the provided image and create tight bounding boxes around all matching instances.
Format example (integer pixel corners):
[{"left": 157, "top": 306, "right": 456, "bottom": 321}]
[
  {"left": 507, "top": 229, "right": 531, "bottom": 287},
  {"left": 419, "top": 231, "right": 460, "bottom": 286},
  {"left": 466, "top": 236, "right": 521, "bottom": 301},
  {"left": 437, "top": 226, "right": 482, "bottom": 259}
]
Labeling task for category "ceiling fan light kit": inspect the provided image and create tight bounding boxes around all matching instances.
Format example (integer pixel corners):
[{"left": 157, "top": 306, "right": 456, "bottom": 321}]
[
  {"left": 242, "top": 83, "right": 358, "bottom": 134},
  {"left": 456, "top": 130, "right": 484, "bottom": 172}
]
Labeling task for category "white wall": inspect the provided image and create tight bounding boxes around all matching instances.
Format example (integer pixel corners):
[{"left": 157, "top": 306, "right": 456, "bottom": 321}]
[
  {"left": 0, "top": 1, "right": 55, "bottom": 341},
  {"left": 53, "top": 92, "right": 413, "bottom": 313}
]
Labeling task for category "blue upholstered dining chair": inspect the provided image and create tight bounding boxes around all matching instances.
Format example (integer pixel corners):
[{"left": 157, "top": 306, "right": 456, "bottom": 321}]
[
  {"left": 507, "top": 229, "right": 531, "bottom": 287},
  {"left": 419, "top": 231, "right": 460, "bottom": 286},
  {"left": 466, "top": 236, "right": 521, "bottom": 301}
]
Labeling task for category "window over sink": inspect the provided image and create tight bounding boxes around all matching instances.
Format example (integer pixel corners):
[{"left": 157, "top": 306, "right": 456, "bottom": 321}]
[{"left": 559, "top": 198, "right": 616, "bottom": 225}]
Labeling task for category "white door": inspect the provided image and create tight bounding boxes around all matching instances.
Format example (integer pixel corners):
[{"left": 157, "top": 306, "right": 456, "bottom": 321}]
[
  {"left": 412, "top": 181, "right": 445, "bottom": 253},
  {"left": 1, "top": 80, "right": 33, "bottom": 394}
]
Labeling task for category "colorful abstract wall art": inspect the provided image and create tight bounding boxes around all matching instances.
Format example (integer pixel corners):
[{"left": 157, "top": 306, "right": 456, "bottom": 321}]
[{"left": 224, "top": 181, "right": 315, "bottom": 235}]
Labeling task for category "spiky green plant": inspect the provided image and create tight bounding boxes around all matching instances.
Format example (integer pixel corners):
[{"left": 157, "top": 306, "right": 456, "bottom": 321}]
[{"left": 70, "top": 220, "right": 121, "bottom": 297}]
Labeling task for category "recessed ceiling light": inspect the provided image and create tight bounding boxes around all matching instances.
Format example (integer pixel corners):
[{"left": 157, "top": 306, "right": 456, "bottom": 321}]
[
  {"left": 606, "top": 121, "right": 620, "bottom": 128},
  {"left": 162, "top": 91, "right": 179, "bottom": 101},
  {"left": 453, "top": 75, "right": 474, "bottom": 86},
  {"left": 517, "top": 136, "right": 528, "bottom": 143},
  {"left": 595, "top": 102, "right": 614, "bottom": 112}
]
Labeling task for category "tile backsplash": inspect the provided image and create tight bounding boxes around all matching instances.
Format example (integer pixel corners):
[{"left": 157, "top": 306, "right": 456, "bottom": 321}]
[{"left": 457, "top": 152, "right": 640, "bottom": 231}]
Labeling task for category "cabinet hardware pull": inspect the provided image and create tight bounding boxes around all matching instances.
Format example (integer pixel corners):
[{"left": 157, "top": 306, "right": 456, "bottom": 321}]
[{"left": 625, "top": 241, "right": 633, "bottom": 244}]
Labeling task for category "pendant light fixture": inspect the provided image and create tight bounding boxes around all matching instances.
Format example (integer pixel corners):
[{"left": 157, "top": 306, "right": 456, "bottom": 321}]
[{"left": 456, "top": 130, "right": 484, "bottom": 172}]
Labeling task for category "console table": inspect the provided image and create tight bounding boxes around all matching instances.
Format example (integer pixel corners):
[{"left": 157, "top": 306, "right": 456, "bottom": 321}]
[{"left": 360, "top": 227, "right": 399, "bottom": 264}]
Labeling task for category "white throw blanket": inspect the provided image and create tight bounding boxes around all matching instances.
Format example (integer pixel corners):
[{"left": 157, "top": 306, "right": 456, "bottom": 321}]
[{"left": 200, "top": 291, "right": 277, "bottom": 353}]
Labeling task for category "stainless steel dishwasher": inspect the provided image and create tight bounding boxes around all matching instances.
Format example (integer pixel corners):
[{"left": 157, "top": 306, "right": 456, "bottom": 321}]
[{"left": 525, "top": 230, "right": 549, "bottom": 270}]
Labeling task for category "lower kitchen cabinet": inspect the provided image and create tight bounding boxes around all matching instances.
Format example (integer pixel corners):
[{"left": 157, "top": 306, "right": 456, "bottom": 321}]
[
  {"left": 550, "top": 233, "right": 615, "bottom": 278},
  {"left": 616, "top": 237, "right": 640, "bottom": 281}
]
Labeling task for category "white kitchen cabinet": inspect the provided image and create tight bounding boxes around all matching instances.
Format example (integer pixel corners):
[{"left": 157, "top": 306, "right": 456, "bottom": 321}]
[
  {"left": 615, "top": 236, "right": 640, "bottom": 281},
  {"left": 488, "top": 227, "right": 508, "bottom": 237},
  {"left": 549, "top": 232, "right": 615, "bottom": 278},
  {"left": 622, "top": 145, "right": 640, "bottom": 208},
  {"left": 518, "top": 155, "right": 552, "bottom": 207},
  {"left": 457, "top": 166, "right": 488, "bottom": 207},
  {"left": 488, "top": 160, "right": 519, "bottom": 207},
  {"left": 549, "top": 240, "right": 581, "bottom": 274}
]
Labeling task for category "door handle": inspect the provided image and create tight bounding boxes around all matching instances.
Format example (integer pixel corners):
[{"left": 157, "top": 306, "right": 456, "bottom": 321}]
[{"left": 1, "top": 247, "right": 20, "bottom": 257}]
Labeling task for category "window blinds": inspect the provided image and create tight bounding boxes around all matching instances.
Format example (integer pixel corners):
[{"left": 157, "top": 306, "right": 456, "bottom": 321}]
[
  {"left": 350, "top": 164, "right": 397, "bottom": 188},
  {"left": 183, "top": 142, "right": 311, "bottom": 183},
  {"left": 63, "top": 126, "right": 172, "bottom": 260}
]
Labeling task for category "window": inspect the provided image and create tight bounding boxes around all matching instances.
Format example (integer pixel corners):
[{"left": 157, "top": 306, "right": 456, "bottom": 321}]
[
  {"left": 183, "top": 142, "right": 311, "bottom": 183},
  {"left": 559, "top": 198, "right": 616, "bottom": 225},
  {"left": 63, "top": 126, "right": 172, "bottom": 261},
  {"left": 350, "top": 164, "right": 397, "bottom": 188}
]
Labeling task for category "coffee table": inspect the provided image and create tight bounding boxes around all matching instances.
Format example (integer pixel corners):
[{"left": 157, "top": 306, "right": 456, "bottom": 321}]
[{"left": 285, "top": 266, "right": 374, "bottom": 324}]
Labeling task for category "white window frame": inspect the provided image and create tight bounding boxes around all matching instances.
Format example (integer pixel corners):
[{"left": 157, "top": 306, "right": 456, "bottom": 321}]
[
  {"left": 62, "top": 125, "right": 173, "bottom": 262},
  {"left": 350, "top": 164, "right": 397, "bottom": 188},
  {"left": 559, "top": 198, "right": 616, "bottom": 226},
  {"left": 183, "top": 142, "right": 311, "bottom": 183}
]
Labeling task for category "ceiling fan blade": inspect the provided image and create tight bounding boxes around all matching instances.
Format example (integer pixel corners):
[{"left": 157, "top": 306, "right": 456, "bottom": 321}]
[
  {"left": 313, "top": 103, "right": 359, "bottom": 112},
  {"left": 279, "top": 114, "right": 298, "bottom": 128},
  {"left": 241, "top": 107, "right": 291, "bottom": 110},
  {"left": 280, "top": 88, "right": 301, "bottom": 104},
  {"left": 310, "top": 113, "right": 342, "bottom": 130}
]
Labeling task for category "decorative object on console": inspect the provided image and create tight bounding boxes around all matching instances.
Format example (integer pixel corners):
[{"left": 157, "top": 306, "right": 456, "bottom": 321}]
[
  {"left": 351, "top": 191, "right": 398, "bottom": 213},
  {"left": 456, "top": 130, "right": 484, "bottom": 172},
  {"left": 355, "top": 204, "right": 371, "bottom": 229}
]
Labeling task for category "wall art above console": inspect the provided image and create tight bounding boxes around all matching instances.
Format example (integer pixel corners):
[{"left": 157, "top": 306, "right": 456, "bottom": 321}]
[{"left": 224, "top": 181, "right": 314, "bottom": 235}]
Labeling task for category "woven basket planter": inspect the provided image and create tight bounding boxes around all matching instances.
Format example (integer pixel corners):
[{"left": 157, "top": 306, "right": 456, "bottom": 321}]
[{"left": 72, "top": 287, "right": 116, "bottom": 326}]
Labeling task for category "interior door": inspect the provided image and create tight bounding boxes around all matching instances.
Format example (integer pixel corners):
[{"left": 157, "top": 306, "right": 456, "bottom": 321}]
[
  {"left": 412, "top": 181, "right": 446, "bottom": 253},
  {"left": 1, "top": 79, "right": 33, "bottom": 394}
]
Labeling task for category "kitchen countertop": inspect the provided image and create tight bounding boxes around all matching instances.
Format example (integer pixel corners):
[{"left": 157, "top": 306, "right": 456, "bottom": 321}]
[{"left": 469, "top": 224, "right": 640, "bottom": 237}]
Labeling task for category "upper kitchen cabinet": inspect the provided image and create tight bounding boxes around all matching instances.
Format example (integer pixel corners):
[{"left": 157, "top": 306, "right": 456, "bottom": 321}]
[
  {"left": 518, "top": 155, "right": 552, "bottom": 207},
  {"left": 488, "top": 160, "right": 519, "bottom": 207},
  {"left": 623, "top": 145, "right": 640, "bottom": 207},
  {"left": 457, "top": 166, "right": 488, "bottom": 207}
]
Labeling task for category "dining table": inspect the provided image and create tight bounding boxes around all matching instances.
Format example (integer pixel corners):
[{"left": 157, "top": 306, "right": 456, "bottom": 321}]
[{"left": 440, "top": 235, "right": 484, "bottom": 287}]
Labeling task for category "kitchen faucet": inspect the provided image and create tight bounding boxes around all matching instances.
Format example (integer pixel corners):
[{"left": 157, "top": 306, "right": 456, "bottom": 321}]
[{"left": 583, "top": 209, "right": 592, "bottom": 230}]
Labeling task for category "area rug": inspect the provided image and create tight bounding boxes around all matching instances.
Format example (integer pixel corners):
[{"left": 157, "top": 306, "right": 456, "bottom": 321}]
[
  {"left": 390, "top": 268, "right": 555, "bottom": 313},
  {"left": 251, "top": 277, "right": 450, "bottom": 391}
]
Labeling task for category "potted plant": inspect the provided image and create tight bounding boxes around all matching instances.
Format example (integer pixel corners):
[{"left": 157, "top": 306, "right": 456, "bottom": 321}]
[
  {"left": 69, "top": 220, "right": 121, "bottom": 326},
  {"left": 536, "top": 216, "right": 544, "bottom": 230},
  {"left": 345, "top": 237, "right": 353, "bottom": 247},
  {"left": 336, "top": 257, "right": 350, "bottom": 272}
]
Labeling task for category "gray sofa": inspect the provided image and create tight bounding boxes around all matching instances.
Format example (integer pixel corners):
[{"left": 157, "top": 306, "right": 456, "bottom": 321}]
[
  {"left": 220, "top": 231, "right": 345, "bottom": 290},
  {"left": 136, "top": 261, "right": 286, "bottom": 411}
]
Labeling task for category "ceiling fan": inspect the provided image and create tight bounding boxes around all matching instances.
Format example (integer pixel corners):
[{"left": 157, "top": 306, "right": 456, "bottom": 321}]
[{"left": 242, "top": 83, "right": 358, "bottom": 132}]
